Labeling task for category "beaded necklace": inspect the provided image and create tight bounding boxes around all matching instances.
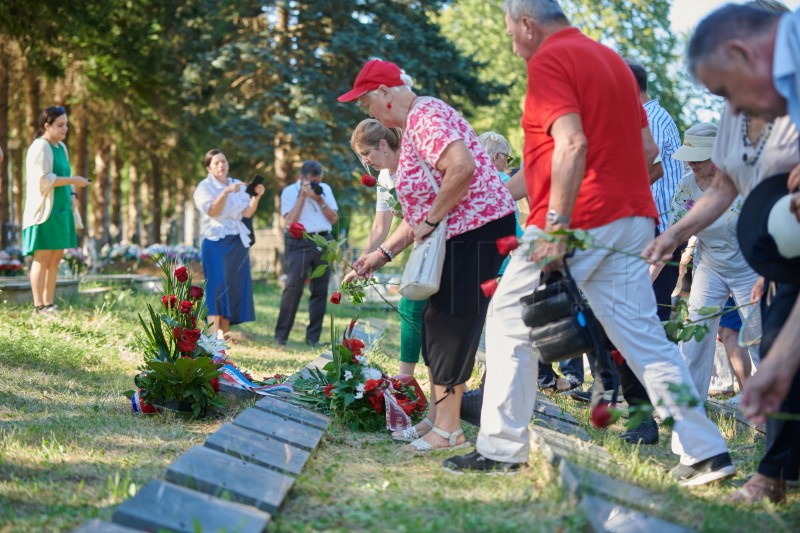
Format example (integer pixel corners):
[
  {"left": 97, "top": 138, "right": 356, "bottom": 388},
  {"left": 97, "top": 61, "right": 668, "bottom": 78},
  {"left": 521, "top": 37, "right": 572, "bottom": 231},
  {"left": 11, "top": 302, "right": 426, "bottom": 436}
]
[{"left": 741, "top": 114, "right": 773, "bottom": 166}]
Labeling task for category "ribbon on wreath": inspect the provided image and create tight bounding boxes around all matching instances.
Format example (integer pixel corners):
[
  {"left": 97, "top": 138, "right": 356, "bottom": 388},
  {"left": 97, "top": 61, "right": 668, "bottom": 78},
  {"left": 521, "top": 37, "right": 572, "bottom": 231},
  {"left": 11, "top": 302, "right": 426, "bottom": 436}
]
[
  {"left": 384, "top": 374, "right": 427, "bottom": 432},
  {"left": 219, "top": 363, "right": 294, "bottom": 396},
  {"left": 131, "top": 388, "right": 157, "bottom": 415}
]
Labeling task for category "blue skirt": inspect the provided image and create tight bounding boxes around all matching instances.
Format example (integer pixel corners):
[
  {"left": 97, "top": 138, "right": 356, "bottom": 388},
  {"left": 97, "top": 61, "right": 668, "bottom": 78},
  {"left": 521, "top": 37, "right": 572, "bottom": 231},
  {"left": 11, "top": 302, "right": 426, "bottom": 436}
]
[{"left": 201, "top": 235, "right": 255, "bottom": 325}]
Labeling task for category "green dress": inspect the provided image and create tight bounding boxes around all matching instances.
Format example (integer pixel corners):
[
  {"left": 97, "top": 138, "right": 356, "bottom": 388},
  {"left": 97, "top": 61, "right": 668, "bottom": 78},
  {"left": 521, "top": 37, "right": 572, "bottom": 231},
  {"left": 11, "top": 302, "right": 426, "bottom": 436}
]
[{"left": 22, "top": 142, "right": 77, "bottom": 255}]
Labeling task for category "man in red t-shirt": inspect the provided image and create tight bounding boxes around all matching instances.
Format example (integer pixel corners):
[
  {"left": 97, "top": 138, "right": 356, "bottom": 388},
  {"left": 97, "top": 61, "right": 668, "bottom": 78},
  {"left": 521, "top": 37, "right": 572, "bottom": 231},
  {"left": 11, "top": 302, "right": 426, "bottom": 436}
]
[{"left": 444, "top": 0, "right": 734, "bottom": 486}]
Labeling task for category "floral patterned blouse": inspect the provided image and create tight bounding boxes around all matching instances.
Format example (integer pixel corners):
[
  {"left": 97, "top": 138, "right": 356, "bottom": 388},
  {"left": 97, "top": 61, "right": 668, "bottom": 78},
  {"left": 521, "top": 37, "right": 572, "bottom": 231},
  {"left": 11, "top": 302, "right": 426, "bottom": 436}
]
[
  {"left": 395, "top": 97, "right": 515, "bottom": 240},
  {"left": 669, "top": 170, "right": 749, "bottom": 275}
]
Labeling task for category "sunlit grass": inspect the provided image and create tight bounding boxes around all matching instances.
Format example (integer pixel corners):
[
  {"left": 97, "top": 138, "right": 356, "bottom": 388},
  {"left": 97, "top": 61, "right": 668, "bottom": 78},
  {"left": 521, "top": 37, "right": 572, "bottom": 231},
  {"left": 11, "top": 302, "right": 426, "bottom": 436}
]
[{"left": 0, "top": 279, "right": 798, "bottom": 532}]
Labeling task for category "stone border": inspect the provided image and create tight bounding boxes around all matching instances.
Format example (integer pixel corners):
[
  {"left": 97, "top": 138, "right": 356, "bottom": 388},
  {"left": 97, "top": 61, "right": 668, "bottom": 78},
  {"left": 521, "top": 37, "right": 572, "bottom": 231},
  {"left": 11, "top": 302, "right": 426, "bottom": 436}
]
[{"left": 72, "top": 318, "right": 390, "bottom": 532}]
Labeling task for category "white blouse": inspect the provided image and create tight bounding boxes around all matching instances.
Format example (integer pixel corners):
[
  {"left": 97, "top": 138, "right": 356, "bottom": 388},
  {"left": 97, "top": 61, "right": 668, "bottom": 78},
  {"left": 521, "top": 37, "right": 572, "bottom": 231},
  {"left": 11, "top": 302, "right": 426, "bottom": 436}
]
[{"left": 193, "top": 174, "right": 252, "bottom": 247}]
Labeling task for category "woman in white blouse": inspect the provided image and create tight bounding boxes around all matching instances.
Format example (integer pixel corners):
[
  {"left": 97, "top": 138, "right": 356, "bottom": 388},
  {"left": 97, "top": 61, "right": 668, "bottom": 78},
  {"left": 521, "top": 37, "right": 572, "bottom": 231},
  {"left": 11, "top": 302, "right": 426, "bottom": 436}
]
[{"left": 193, "top": 149, "right": 264, "bottom": 339}]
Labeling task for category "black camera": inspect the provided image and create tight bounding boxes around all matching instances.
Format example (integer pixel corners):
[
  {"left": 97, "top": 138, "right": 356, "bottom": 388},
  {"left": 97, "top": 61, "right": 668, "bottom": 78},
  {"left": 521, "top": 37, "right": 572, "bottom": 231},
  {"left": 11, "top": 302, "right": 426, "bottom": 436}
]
[{"left": 309, "top": 181, "right": 324, "bottom": 196}]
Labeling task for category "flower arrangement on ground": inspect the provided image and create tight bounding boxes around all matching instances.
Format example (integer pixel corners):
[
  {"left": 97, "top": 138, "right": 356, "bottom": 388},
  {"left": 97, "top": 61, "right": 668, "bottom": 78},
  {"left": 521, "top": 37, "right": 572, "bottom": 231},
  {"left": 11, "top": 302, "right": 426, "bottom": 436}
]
[
  {"left": 62, "top": 247, "right": 88, "bottom": 276},
  {"left": 125, "top": 259, "right": 224, "bottom": 418},
  {"left": 0, "top": 249, "right": 25, "bottom": 277},
  {"left": 294, "top": 317, "right": 427, "bottom": 431}
]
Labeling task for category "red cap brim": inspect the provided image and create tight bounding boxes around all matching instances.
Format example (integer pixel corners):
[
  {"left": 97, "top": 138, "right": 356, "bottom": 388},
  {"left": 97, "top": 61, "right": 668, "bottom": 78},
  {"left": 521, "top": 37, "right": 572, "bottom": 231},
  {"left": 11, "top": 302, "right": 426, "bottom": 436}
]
[{"left": 337, "top": 88, "right": 366, "bottom": 103}]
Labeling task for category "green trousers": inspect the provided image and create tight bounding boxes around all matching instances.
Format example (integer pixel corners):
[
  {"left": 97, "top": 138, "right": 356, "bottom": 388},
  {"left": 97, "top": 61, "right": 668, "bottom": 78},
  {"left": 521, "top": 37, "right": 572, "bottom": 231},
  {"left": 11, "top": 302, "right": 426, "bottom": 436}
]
[{"left": 398, "top": 296, "right": 426, "bottom": 364}]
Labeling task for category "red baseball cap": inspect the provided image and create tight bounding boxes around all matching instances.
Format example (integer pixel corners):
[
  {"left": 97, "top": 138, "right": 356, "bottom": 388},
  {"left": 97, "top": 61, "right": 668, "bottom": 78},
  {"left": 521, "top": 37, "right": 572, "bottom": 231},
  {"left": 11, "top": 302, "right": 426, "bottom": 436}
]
[{"left": 337, "top": 60, "right": 404, "bottom": 102}]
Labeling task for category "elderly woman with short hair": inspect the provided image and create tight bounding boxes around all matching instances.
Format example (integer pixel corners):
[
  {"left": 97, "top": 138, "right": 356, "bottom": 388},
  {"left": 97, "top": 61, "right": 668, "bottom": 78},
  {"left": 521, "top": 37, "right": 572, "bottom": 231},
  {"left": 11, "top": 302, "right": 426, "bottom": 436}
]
[{"left": 339, "top": 60, "right": 516, "bottom": 451}]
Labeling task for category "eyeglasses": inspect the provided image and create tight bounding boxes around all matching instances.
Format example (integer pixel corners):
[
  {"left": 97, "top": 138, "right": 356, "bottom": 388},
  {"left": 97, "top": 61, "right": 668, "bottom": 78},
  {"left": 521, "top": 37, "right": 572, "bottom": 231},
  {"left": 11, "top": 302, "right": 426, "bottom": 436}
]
[{"left": 498, "top": 152, "right": 514, "bottom": 165}]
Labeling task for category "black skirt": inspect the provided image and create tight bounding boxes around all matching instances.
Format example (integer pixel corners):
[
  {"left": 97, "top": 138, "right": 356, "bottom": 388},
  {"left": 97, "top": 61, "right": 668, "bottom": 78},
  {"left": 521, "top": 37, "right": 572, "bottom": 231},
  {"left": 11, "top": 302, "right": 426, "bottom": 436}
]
[{"left": 421, "top": 214, "right": 516, "bottom": 390}]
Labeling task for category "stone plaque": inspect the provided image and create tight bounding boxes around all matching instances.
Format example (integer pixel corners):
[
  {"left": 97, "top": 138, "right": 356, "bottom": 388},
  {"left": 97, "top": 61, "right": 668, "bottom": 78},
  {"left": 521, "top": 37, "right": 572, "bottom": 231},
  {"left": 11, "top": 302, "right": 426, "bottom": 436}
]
[
  {"left": 112, "top": 479, "right": 270, "bottom": 533},
  {"left": 166, "top": 446, "right": 294, "bottom": 514},
  {"left": 205, "top": 423, "right": 310, "bottom": 476},
  {"left": 234, "top": 407, "right": 324, "bottom": 451}
]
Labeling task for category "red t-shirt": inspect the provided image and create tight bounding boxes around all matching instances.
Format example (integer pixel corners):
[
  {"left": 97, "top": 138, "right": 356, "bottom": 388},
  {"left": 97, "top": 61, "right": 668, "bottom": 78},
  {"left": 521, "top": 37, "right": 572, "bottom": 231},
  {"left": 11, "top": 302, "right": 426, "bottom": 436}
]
[{"left": 522, "top": 27, "right": 658, "bottom": 230}]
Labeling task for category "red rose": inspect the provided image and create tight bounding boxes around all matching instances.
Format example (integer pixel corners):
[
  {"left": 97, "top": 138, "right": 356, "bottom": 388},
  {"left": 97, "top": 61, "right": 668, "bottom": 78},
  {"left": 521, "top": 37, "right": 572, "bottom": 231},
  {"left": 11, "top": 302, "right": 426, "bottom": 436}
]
[
  {"left": 364, "top": 379, "right": 381, "bottom": 393},
  {"left": 361, "top": 174, "right": 377, "bottom": 187},
  {"left": 390, "top": 378, "right": 404, "bottom": 391},
  {"left": 274, "top": 374, "right": 284, "bottom": 381},
  {"left": 610, "top": 349, "right": 625, "bottom": 366},
  {"left": 210, "top": 377, "right": 220, "bottom": 392},
  {"left": 174, "top": 266, "right": 189, "bottom": 283},
  {"left": 342, "top": 338, "right": 365, "bottom": 358},
  {"left": 289, "top": 222, "right": 305, "bottom": 239},
  {"left": 480, "top": 278, "right": 500, "bottom": 298},
  {"left": 496, "top": 235, "right": 520, "bottom": 255},
  {"left": 368, "top": 393, "right": 383, "bottom": 413},
  {"left": 189, "top": 286, "right": 204, "bottom": 300},
  {"left": 180, "top": 300, "right": 193, "bottom": 314},
  {"left": 185, "top": 329, "right": 202, "bottom": 342},
  {"left": 190, "top": 315, "right": 197, "bottom": 328},
  {"left": 330, "top": 291, "right": 341, "bottom": 305},
  {"left": 401, "top": 402, "right": 415, "bottom": 415},
  {"left": 178, "top": 339, "right": 197, "bottom": 353},
  {"left": 590, "top": 404, "right": 620, "bottom": 428},
  {"left": 162, "top": 294, "right": 178, "bottom": 309},
  {"left": 324, "top": 383, "right": 334, "bottom": 398},
  {"left": 173, "top": 326, "right": 182, "bottom": 340}
]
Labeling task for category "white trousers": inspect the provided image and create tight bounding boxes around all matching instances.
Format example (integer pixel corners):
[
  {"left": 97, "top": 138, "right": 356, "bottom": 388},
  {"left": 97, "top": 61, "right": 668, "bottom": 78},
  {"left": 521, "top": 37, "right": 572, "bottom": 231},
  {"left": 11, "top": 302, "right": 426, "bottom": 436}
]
[
  {"left": 476, "top": 217, "right": 729, "bottom": 465},
  {"left": 679, "top": 261, "right": 761, "bottom": 400}
]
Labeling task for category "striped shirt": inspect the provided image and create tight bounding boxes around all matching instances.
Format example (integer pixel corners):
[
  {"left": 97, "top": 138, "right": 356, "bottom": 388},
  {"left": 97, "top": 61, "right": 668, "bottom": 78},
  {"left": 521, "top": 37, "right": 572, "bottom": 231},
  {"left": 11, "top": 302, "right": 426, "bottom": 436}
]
[{"left": 644, "top": 99, "right": 682, "bottom": 233}]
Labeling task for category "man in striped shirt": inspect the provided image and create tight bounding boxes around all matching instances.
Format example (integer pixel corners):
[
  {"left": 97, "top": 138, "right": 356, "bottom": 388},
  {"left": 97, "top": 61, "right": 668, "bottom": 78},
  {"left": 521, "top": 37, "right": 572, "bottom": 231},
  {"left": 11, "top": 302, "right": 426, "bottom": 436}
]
[{"left": 627, "top": 62, "right": 684, "bottom": 234}]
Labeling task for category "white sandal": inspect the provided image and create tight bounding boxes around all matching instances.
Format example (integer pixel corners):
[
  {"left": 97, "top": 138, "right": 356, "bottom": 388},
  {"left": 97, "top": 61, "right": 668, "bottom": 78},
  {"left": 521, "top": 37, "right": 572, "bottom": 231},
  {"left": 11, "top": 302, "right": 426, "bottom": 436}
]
[
  {"left": 405, "top": 426, "right": 468, "bottom": 453},
  {"left": 392, "top": 417, "right": 434, "bottom": 442}
]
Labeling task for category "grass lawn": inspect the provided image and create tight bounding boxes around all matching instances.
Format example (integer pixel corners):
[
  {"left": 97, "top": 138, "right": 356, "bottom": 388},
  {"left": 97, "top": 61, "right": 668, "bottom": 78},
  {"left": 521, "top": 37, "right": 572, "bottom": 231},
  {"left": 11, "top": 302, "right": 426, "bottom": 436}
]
[{"left": 1, "top": 278, "right": 798, "bottom": 532}]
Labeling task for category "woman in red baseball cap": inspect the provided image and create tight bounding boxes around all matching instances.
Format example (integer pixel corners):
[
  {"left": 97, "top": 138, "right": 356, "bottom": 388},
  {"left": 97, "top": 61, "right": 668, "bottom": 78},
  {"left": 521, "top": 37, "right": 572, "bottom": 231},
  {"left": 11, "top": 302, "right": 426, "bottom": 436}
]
[{"left": 340, "top": 60, "right": 518, "bottom": 452}]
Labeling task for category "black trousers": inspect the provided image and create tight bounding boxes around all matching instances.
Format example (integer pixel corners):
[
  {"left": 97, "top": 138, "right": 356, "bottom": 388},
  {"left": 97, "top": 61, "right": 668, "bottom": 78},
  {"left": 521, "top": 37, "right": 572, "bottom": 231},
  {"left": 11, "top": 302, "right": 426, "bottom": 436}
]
[
  {"left": 422, "top": 215, "right": 515, "bottom": 391},
  {"left": 758, "top": 282, "right": 800, "bottom": 481},
  {"left": 594, "top": 242, "right": 684, "bottom": 404},
  {"left": 274, "top": 233, "right": 332, "bottom": 344}
]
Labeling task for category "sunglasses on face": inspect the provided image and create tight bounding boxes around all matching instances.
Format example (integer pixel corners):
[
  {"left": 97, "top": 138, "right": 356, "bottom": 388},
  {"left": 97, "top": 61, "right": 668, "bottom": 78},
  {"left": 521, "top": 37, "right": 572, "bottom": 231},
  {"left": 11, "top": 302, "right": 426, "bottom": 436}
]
[{"left": 498, "top": 152, "right": 514, "bottom": 165}]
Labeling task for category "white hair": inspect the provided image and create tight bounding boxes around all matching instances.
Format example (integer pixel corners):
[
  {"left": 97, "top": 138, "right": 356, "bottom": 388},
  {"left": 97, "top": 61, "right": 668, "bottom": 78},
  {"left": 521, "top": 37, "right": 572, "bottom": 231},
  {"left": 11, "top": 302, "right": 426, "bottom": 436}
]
[
  {"left": 478, "top": 131, "right": 512, "bottom": 157},
  {"left": 685, "top": 122, "right": 718, "bottom": 138},
  {"left": 503, "top": 0, "right": 568, "bottom": 24}
]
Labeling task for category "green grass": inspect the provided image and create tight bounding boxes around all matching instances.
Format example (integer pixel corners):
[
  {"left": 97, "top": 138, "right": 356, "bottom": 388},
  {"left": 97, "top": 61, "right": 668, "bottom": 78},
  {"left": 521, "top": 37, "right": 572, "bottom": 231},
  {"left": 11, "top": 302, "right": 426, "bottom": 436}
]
[{"left": 1, "top": 279, "right": 798, "bottom": 532}]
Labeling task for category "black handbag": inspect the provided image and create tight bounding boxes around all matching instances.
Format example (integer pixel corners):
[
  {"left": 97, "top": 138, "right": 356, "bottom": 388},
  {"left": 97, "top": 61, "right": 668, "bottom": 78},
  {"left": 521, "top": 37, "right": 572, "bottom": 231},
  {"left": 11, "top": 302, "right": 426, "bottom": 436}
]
[{"left": 520, "top": 267, "right": 603, "bottom": 364}]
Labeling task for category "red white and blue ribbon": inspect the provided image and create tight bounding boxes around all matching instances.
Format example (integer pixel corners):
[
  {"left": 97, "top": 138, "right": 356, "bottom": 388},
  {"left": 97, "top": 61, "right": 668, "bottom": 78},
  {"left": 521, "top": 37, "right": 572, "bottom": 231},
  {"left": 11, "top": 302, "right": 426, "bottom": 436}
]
[
  {"left": 131, "top": 388, "right": 157, "bottom": 414},
  {"left": 219, "top": 364, "right": 294, "bottom": 396}
]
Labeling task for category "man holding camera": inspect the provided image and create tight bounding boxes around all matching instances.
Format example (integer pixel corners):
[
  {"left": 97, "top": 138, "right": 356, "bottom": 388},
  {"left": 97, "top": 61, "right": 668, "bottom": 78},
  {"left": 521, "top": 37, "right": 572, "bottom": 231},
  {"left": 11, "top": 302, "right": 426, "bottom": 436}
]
[{"left": 274, "top": 160, "right": 339, "bottom": 346}]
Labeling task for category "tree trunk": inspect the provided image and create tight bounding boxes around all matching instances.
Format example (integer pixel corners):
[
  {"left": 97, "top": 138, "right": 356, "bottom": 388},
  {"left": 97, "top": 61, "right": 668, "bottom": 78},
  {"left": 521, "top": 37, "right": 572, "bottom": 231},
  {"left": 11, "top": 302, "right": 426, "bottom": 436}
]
[
  {"left": 92, "top": 137, "right": 110, "bottom": 248},
  {"left": 147, "top": 151, "right": 162, "bottom": 245},
  {"left": 109, "top": 142, "right": 122, "bottom": 243},
  {"left": 12, "top": 113, "right": 23, "bottom": 226},
  {"left": 23, "top": 68, "right": 39, "bottom": 142},
  {"left": 70, "top": 104, "right": 89, "bottom": 247},
  {"left": 270, "top": 2, "right": 292, "bottom": 276},
  {"left": 174, "top": 167, "right": 185, "bottom": 244},
  {"left": 127, "top": 160, "right": 141, "bottom": 244},
  {"left": 0, "top": 39, "right": 9, "bottom": 232}
]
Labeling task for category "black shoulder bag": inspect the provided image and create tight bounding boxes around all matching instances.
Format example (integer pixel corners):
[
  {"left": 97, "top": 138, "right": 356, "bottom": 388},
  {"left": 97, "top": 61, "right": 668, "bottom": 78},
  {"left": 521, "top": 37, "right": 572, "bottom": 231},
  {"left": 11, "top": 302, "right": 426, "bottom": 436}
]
[{"left": 520, "top": 266, "right": 603, "bottom": 364}]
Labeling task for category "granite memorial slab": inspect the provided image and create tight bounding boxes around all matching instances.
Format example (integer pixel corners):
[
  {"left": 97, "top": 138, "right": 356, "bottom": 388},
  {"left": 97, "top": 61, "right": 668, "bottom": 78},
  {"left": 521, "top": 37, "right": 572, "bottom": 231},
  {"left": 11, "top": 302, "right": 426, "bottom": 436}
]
[
  {"left": 254, "top": 395, "right": 330, "bottom": 430},
  {"left": 205, "top": 423, "right": 310, "bottom": 476},
  {"left": 559, "top": 460, "right": 662, "bottom": 513},
  {"left": 112, "top": 479, "right": 270, "bottom": 533},
  {"left": 579, "top": 494, "right": 694, "bottom": 533},
  {"left": 73, "top": 519, "right": 142, "bottom": 533},
  {"left": 166, "top": 446, "right": 294, "bottom": 514},
  {"left": 233, "top": 407, "right": 324, "bottom": 451}
]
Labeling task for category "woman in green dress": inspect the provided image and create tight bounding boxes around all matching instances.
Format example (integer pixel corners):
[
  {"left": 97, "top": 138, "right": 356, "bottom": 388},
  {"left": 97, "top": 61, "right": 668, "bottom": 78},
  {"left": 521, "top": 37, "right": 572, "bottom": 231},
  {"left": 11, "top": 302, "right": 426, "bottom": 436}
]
[{"left": 21, "top": 106, "right": 90, "bottom": 313}]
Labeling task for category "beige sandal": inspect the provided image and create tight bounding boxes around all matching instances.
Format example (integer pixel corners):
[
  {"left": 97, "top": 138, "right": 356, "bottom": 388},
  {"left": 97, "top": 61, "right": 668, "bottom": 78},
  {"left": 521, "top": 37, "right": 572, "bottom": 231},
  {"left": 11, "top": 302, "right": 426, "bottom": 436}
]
[
  {"left": 405, "top": 426, "right": 469, "bottom": 453},
  {"left": 392, "top": 417, "right": 434, "bottom": 442}
]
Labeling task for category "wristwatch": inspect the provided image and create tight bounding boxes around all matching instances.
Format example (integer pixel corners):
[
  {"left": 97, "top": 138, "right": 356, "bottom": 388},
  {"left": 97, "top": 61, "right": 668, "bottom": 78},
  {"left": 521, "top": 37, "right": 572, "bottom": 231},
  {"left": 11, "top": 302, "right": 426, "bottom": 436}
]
[{"left": 546, "top": 209, "right": 571, "bottom": 226}]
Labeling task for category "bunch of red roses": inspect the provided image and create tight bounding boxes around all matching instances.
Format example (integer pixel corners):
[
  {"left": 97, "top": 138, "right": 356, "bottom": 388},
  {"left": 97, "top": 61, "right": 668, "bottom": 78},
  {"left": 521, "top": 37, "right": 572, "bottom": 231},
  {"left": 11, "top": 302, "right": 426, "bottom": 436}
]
[{"left": 160, "top": 268, "right": 206, "bottom": 355}]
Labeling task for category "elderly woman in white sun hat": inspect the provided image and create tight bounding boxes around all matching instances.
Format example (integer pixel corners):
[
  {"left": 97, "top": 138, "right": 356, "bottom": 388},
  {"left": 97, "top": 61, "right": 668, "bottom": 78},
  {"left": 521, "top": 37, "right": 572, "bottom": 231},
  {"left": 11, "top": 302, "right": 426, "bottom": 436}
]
[{"left": 667, "top": 122, "right": 761, "bottom": 403}]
